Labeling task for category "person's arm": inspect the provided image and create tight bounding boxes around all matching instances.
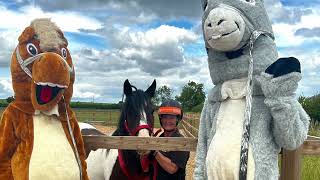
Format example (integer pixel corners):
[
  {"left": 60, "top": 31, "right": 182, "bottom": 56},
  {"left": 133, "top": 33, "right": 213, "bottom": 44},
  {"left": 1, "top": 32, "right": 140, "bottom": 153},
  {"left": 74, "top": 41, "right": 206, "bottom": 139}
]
[{"left": 154, "top": 151, "right": 179, "bottom": 174}]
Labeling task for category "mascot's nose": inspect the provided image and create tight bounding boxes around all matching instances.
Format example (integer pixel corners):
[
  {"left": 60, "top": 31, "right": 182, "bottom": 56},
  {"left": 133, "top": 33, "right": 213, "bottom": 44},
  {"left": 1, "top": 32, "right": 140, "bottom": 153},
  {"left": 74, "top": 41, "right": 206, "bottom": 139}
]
[
  {"left": 207, "top": 19, "right": 225, "bottom": 28},
  {"left": 46, "top": 48, "right": 59, "bottom": 53}
]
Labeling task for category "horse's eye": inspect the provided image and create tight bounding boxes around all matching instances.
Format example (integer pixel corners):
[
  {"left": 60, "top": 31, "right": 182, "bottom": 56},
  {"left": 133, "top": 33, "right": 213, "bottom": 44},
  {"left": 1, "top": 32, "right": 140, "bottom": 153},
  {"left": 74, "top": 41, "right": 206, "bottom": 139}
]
[{"left": 26, "top": 43, "right": 38, "bottom": 56}]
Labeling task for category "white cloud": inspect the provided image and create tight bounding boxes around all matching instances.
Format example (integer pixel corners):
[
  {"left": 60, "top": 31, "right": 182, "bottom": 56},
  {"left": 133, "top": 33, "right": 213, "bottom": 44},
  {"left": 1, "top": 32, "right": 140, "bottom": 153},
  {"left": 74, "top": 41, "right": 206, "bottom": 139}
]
[
  {"left": 272, "top": 8, "right": 320, "bottom": 47},
  {"left": 73, "top": 83, "right": 101, "bottom": 99},
  {"left": 0, "top": 79, "right": 13, "bottom": 98},
  {"left": 0, "top": 5, "right": 102, "bottom": 32},
  {"left": 1, "top": 0, "right": 319, "bottom": 102}
]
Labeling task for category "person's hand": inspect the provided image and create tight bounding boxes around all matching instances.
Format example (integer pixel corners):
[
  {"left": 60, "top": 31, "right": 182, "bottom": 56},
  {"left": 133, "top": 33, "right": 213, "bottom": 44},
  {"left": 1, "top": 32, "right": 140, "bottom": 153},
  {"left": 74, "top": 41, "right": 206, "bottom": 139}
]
[{"left": 148, "top": 150, "right": 159, "bottom": 160}]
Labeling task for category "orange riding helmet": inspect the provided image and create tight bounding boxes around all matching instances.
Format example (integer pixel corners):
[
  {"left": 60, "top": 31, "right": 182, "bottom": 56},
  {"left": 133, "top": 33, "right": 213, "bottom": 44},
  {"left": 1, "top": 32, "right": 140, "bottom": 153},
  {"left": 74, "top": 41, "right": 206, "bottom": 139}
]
[{"left": 158, "top": 99, "right": 183, "bottom": 125}]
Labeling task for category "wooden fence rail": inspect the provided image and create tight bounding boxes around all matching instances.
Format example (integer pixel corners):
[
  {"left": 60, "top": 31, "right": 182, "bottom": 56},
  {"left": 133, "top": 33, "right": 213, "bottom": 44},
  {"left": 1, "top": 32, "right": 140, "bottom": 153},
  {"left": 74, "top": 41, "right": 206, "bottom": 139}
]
[
  {"left": 83, "top": 135, "right": 320, "bottom": 154},
  {"left": 81, "top": 112, "right": 320, "bottom": 180},
  {"left": 83, "top": 136, "right": 197, "bottom": 151}
]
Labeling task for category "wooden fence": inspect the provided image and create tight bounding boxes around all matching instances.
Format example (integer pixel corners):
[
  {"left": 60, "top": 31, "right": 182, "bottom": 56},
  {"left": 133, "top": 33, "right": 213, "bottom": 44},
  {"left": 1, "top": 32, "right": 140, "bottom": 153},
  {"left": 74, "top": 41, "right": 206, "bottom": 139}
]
[
  {"left": 83, "top": 112, "right": 320, "bottom": 180},
  {"left": 180, "top": 113, "right": 320, "bottom": 180},
  {"left": 74, "top": 109, "right": 120, "bottom": 125}
]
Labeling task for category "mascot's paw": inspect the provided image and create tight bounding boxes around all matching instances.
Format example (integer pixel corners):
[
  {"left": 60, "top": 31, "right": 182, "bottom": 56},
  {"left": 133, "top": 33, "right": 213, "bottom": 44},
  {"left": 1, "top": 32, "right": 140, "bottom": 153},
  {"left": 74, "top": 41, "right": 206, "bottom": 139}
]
[
  {"left": 256, "top": 72, "right": 302, "bottom": 98},
  {"left": 257, "top": 57, "right": 302, "bottom": 97},
  {"left": 265, "top": 57, "right": 301, "bottom": 78}
]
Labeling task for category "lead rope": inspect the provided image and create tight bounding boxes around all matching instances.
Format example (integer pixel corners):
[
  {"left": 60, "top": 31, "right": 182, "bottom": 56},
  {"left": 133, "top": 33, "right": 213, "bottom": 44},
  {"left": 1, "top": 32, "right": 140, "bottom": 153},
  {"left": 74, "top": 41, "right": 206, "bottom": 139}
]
[
  {"left": 239, "top": 30, "right": 272, "bottom": 180},
  {"left": 63, "top": 96, "right": 83, "bottom": 180}
]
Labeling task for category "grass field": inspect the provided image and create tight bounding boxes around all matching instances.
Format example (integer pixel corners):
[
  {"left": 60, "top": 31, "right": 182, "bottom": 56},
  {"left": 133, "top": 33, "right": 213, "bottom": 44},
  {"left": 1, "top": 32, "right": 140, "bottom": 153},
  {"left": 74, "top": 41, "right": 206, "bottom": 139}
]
[
  {"left": 0, "top": 107, "right": 319, "bottom": 179},
  {"left": 0, "top": 107, "right": 161, "bottom": 128}
]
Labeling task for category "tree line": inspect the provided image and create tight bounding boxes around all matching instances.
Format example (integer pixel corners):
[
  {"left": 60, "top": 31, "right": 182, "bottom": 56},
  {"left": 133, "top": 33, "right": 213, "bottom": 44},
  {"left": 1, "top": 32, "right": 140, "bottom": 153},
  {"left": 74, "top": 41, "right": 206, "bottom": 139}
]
[
  {"left": 298, "top": 94, "right": 320, "bottom": 123},
  {"left": 0, "top": 81, "right": 206, "bottom": 112},
  {"left": 2, "top": 84, "right": 319, "bottom": 117},
  {"left": 153, "top": 81, "right": 206, "bottom": 112}
]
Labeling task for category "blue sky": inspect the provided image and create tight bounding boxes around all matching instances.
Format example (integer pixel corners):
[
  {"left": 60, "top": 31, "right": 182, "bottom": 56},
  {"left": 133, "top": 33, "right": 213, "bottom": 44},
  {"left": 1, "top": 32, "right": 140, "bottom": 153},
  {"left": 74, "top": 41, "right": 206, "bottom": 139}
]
[{"left": 0, "top": 0, "right": 319, "bottom": 102}]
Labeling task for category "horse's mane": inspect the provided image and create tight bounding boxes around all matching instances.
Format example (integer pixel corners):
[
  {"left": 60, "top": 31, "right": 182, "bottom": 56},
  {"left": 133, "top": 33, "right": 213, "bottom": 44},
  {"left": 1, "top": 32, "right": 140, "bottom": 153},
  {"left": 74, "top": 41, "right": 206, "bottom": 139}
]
[{"left": 115, "top": 89, "right": 153, "bottom": 136}]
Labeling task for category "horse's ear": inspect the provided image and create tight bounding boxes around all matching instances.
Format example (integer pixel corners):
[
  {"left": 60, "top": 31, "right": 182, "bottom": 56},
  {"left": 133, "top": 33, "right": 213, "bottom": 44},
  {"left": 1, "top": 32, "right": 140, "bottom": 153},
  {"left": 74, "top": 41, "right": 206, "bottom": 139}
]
[
  {"left": 18, "top": 27, "right": 35, "bottom": 43},
  {"left": 145, "top": 79, "right": 156, "bottom": 98},
  {"left": 201, "top": 0, "right": 208, "bottom": 11},
  {"left": 124, "top": 79, "right": 132, "bottom": 96}
]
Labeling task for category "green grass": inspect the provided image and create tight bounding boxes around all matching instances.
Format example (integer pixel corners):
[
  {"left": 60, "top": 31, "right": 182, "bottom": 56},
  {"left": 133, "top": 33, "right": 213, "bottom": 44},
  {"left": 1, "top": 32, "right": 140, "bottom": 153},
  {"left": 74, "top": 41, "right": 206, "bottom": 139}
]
[
  {"left": 0, "top": 107, "right": 161, "bottom": 127},
  {"left": 74, "top": 108, "right": 120, "bottom": 125},
  {"left": 73, "top": 108, "right": 161, "bottom": 128},
  {"left": 302, "top": 155, "right": 320, "bottom": 180},
  {"left": 0, "top": 107, "right": 4, "bottom": 117},
  {"left": 308, "top": 122, "right": 320, "bottom": 137}
]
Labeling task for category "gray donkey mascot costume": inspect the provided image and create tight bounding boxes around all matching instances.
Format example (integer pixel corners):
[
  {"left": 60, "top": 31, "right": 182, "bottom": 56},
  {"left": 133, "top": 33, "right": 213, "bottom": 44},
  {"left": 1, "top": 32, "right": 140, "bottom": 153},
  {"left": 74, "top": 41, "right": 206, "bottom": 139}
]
[{"left": 194, "top": 0, "right": 310, "bottom": 180}]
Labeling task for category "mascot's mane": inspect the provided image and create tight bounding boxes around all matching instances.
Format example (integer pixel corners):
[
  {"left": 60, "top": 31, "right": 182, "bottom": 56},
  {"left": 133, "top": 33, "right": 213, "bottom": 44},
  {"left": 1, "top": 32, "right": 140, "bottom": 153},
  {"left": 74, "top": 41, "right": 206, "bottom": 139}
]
[{"left": 30, "top": 18, "right": 67, "bottom": 51}]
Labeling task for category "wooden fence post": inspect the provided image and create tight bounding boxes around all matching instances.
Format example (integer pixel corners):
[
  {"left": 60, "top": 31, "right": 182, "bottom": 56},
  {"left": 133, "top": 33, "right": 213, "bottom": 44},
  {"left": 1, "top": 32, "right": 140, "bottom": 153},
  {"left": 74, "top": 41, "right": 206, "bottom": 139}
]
[
  {"left": 109, "top": 110, "right": 112, "bottom": 123},
  {"left": 280, "top": 147, "right": 302, "bottom": 180}
]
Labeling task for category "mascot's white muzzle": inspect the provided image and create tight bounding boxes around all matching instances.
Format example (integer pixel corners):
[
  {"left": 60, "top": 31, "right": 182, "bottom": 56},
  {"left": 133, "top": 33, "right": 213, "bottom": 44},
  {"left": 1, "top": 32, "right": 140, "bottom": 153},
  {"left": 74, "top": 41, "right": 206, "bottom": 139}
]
[{"left": 204, "top": 4, "right": 246, "bottom": 51}]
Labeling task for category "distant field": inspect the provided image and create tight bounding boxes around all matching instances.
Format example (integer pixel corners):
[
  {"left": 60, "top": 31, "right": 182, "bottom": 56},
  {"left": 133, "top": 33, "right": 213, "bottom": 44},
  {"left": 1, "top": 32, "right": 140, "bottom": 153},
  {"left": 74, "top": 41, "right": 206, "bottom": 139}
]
[
  {"left": 0, "top": 107, "right": 4, "bottom": 117},
  {"left": 0, "top": 107, "right": 161, "bottom": 128}
]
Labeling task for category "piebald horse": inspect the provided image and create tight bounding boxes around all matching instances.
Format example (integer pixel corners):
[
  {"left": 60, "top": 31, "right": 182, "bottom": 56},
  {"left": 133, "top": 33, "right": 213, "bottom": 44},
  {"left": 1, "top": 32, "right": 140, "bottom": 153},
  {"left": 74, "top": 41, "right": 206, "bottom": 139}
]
[{"left": 81, "top": 79, "right": 157, "bottom": 180}]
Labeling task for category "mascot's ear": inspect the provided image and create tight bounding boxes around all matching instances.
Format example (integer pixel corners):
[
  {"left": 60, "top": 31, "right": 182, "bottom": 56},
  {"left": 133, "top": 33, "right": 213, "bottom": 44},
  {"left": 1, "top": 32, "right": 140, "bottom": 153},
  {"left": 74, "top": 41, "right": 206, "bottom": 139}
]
[
  {"left": 145, "top": 79, "right": 156, "bottom": 98},
  {"left": 18, "top": 27, "right": 35, "bottom": 43},
  {"left": 124, "top": 79, "right": 132, "bottom": 96},
  {"left": 201, "top": 0, "right": 208, "bottom": 11}
]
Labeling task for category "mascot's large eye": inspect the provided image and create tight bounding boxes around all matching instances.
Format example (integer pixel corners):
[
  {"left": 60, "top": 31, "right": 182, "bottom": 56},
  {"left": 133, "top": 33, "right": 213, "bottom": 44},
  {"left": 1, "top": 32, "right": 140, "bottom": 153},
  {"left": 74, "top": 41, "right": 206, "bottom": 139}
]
[
  {"left": 26, "top": 43, "right": 38, "bottom": 56},
  {"left": 61, "top": 48, "right": 68, "bottom": 59},
  {"left": 241, "top": 0, "right": 255, "bottom": 4}
]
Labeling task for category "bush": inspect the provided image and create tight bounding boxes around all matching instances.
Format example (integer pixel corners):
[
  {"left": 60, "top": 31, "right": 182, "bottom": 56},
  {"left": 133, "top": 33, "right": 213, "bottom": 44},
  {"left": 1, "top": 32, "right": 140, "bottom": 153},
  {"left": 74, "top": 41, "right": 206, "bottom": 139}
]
[{"left": 191, "top": 103, "right": 204, "bottom": 113}]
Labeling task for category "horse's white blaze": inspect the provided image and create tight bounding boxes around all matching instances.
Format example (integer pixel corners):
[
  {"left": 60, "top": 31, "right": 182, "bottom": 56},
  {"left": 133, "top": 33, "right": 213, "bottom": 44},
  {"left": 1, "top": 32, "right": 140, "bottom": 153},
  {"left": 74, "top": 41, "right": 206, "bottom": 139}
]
[{"left": 138, "top": 111, "right": 150, "bottom": 137}]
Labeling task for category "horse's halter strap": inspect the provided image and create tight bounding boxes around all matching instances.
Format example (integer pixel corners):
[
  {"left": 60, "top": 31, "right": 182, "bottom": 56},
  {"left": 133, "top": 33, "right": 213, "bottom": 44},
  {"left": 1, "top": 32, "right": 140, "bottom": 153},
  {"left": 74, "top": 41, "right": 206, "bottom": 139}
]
[
  {"left": 15, "top": 46, "right": 74, "bottom": 78},
  {"left": 124, "top": 119, "right": 153, "bottom": 136}
]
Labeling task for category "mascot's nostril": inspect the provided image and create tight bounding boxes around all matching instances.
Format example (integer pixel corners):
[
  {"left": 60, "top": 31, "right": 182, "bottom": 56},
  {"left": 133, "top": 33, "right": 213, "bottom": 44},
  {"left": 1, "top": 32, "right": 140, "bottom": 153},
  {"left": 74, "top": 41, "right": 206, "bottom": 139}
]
[
  {"left": 217, "top": 19, "right": 224, "bottom": 25},
  {"left": 235, "top": 21, "right": 240, "bottom": 29}
]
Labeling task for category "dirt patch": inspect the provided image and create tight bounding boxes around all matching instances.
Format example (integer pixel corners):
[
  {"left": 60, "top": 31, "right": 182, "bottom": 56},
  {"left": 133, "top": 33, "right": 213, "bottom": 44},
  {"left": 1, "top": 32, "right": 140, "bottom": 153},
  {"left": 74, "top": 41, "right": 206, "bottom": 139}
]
[
  {"left": 93, "top": 125, "right": 195, "bottom": 179},
  {"left": 92, "top": 124, "right": 116, "bottom": 135}
]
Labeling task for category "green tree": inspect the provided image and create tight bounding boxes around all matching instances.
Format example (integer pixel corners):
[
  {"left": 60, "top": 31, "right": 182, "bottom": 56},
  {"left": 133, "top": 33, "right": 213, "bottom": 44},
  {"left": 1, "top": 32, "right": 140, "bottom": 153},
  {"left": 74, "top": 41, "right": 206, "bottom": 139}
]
[
  {"left": 175, "top": 81, "right": 206, "bottom": 112},
  {"left": 153, "top": 85, "right": 173, "bottom": 106},
  {"left": 6, "top": 96, "right": 14, "bottom": 103},
  {"left": 299, "top": 95, "right": 320, "bottom": 123}
]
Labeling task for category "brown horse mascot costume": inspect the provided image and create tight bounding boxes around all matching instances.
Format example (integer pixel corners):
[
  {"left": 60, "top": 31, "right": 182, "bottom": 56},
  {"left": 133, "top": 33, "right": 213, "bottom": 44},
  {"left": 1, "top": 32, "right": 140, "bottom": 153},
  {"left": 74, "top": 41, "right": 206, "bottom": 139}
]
[{"left": 0, "top": 18, "right": 88, "bottom": 180}]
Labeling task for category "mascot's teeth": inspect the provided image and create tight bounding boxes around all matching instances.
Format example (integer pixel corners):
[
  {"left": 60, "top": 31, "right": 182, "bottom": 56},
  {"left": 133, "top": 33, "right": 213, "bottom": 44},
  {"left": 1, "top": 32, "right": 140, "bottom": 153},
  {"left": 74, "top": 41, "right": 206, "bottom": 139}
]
[
  {"left": 35, "top": 82, "right": 68, "bottom": 88},
  {"left": 211, "top": 34, "right": 222, "bottom": 40}
]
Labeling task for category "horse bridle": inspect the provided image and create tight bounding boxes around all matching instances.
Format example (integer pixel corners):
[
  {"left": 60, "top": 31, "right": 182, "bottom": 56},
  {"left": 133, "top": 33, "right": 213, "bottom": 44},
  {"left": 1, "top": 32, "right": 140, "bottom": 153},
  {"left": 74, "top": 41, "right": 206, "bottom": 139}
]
[
  {"left": 124, "top": 119, "right": 153, "bottom": 136},
  {"left": 15, "top": 46, "right": 74, "bottom": 78}
]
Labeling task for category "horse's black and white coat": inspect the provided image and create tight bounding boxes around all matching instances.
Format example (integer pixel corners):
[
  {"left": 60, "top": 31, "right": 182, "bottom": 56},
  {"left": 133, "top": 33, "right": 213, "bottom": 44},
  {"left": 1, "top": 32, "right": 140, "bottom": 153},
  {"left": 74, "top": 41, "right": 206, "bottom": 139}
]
[{"left": 81, "top": 79, "right": 156, "bottom": 180}]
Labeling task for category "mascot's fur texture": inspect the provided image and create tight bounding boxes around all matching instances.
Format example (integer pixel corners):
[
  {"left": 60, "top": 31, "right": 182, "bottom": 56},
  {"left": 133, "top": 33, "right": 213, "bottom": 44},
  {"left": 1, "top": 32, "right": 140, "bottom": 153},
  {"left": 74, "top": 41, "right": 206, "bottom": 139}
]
[
  {"left": 0, "top": 18, "right": 88, "bottom": 180},
  {"left": 194, "top": 0, "right": 310, "bottom": 180}
]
